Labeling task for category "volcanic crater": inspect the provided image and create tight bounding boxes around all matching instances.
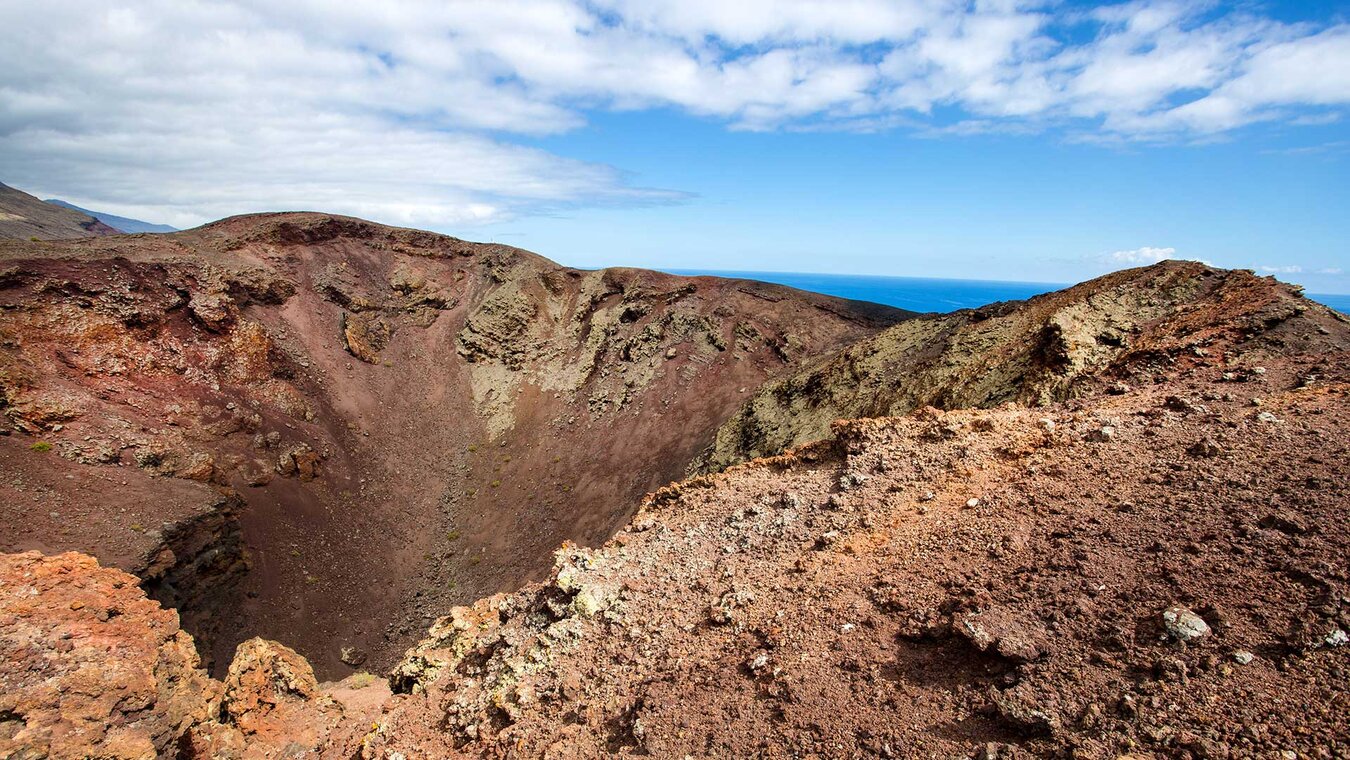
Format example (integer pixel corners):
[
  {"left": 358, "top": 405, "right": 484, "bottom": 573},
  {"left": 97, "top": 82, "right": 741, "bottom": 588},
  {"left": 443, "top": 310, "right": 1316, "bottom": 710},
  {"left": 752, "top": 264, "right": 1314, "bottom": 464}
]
[{"left": 0, "top": 211, "right": 905, "bottom": 677}]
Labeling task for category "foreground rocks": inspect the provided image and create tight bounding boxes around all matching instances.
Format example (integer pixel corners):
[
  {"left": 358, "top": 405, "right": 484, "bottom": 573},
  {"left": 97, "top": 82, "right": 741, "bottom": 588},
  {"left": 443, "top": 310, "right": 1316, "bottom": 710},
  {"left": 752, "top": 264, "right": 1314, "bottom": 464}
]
[
  {"left": 0, "top": 552, "right": 388, "bottom": 759},
  {"left": 0, "top": 551, "right": 217, "bottom": 758}
]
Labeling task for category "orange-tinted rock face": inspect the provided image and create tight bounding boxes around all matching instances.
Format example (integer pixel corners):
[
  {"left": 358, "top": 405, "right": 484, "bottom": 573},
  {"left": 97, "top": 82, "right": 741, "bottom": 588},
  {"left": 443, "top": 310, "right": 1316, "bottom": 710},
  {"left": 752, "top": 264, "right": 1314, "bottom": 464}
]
[
  {"left": 0, "top": 551, "right": 219, "bottom": 758},
  {"left": 0, "top": 551, "right": 391, "bottom": 760}
]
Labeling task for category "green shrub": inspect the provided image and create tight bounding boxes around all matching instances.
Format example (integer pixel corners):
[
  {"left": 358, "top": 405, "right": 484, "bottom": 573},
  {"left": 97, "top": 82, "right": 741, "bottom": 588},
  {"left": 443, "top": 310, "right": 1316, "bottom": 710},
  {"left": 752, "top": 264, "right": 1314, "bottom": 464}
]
[{"left": 29, "top": 441, "right": 52, "bottom": 453}]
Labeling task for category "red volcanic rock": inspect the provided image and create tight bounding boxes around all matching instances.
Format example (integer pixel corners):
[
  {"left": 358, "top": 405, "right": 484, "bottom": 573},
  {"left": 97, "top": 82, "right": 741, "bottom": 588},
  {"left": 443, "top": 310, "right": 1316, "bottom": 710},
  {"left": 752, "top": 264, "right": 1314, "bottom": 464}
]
[
  {"left": 185, "top": 637, "right": 386, "bottom": 759},
  {"left": 0, "top": 551, "right": 391, "bottom": 759},
  {"left": 0, "top": 551, "right": 218, "bottom": 758}
]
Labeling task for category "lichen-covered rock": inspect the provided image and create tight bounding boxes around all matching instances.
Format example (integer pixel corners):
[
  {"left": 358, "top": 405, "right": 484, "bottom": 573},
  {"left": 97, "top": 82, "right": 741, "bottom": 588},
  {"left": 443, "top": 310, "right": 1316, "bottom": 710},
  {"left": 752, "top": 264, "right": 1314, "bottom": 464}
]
[{"left": 693, "top": 261, "right": 1347, "bottom": 472}]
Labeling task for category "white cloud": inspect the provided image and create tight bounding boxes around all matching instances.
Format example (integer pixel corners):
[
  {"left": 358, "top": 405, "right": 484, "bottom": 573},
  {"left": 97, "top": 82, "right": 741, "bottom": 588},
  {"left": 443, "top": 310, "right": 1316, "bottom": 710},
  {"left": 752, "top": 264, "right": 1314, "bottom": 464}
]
[
  {"left": 1109, "top": 246, "right": 1177, "bottom": 265},
  {"left": 1260, "top": 265, "right": 1304, "bottom": 274},
  {"left": 1, "top": 0, "right": 1347, "bottom": 226}
]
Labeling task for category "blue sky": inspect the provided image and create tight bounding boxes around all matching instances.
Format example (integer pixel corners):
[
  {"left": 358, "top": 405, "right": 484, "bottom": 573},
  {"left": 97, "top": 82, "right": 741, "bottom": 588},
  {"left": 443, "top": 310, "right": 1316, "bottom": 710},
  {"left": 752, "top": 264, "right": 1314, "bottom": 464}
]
[
  {"left": 1, "top": 0, "right": 1347, "bottom": 292},
  {"left": 492, "top": 107, "right": 1349, "bottom": 290}
]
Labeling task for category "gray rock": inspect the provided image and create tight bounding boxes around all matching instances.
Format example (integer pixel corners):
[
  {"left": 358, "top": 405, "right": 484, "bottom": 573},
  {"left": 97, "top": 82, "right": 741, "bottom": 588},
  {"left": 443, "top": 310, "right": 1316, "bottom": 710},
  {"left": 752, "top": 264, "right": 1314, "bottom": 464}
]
[
  {"left": 1162, "top": 605, "right": 1211, "bottom": 643},
  {"left": 1086, "top": 425, "right": 1115, "bottom": 442}
]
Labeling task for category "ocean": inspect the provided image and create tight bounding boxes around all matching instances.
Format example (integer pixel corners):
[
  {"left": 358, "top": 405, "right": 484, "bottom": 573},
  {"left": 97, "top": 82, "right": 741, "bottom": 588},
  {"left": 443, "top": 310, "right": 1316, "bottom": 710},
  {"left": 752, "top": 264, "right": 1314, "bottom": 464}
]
[{"left": 668, "top": 269, "right": 1350, "bottom": 315}]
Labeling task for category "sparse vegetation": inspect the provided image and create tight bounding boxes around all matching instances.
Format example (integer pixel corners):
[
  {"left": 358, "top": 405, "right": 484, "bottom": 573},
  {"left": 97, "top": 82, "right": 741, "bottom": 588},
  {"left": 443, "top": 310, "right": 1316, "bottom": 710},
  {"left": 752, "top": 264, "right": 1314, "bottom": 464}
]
[
  {"left": 446, "top": 529, "right": 461, "bottom": 541},
  {"left": 348, "top": 672, "right": 379, "bottom": 689},
  {"left": 29, "top": 441, "right": 52, "bottom": 453}
]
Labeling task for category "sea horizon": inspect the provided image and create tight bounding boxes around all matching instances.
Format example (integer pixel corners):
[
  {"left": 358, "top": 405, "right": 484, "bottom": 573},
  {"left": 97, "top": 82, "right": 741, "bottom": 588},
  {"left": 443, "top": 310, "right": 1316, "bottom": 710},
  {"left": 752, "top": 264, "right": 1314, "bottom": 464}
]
[{"left": 668, "top": 268, "right": 1350, "bottom": 315}]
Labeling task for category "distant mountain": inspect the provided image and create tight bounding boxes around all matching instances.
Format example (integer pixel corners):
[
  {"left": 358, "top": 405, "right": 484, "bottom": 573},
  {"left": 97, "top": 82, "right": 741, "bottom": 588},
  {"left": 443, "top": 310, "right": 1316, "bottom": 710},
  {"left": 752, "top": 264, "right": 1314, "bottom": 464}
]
[
  {"left": 44, "top": 198, "right": 177, "bottom": 233},
  {"left": 0, "top": 182, "right": 120, "bottom": 239}
]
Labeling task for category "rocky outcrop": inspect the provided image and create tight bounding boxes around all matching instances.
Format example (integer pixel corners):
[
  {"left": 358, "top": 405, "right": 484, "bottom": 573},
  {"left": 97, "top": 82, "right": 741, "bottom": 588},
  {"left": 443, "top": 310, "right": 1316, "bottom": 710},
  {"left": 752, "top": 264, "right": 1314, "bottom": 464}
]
[
  {"left": 0, "top": 551, "right": 218, "bottom": 758},
  {"left": 694, "top": 261, "right": 1350, "bottom": 471},
  {"left": 0, "top": 439, "right": 250, "bottom": 675},
  {"left": 184, "top": 637, "right": 386, "bottom": 758},
  {"left": 0, "top": 551, "right": 389, "bottom": 760}
]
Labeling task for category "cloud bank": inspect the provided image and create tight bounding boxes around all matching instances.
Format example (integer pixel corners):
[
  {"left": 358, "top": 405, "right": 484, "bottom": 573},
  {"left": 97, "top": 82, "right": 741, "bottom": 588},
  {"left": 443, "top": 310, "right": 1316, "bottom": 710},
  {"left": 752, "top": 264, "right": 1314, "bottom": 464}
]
[
  {"left": 1109, "top": 246, "right": 1177, "bottom": 265},
  {"left": 1, "top": 1, "right": 1347, "bottom": 227}
]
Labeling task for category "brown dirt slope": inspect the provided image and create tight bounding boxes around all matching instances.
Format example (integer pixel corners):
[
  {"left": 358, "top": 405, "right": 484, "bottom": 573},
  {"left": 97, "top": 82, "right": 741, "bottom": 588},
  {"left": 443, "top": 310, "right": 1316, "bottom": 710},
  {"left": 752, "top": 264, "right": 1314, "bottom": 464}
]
[
  {"left": 0, "top": 212, "right": 905, "bottom": 677},
  {"left": 0, "top": 182, "right": 121, "bottom": 240},
  {"left": 694, "top": 261, "right": 1346, "bottom": 472}
]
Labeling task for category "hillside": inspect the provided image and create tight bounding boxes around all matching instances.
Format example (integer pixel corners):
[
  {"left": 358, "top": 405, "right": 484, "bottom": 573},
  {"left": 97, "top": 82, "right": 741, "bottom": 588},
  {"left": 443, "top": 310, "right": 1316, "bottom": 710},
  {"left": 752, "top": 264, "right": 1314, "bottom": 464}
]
[
  {"left": 0, "top": 212, "right": 905, "bottom": 676},
  {"left": 0, "top": 182, "right": 121, "bottom": 240},
  {"left": 43, "top": 198, "right": 178, "bottom": 233},
  {"left": 695, "top": 261, "right": 1339, "bottom": 472}
]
